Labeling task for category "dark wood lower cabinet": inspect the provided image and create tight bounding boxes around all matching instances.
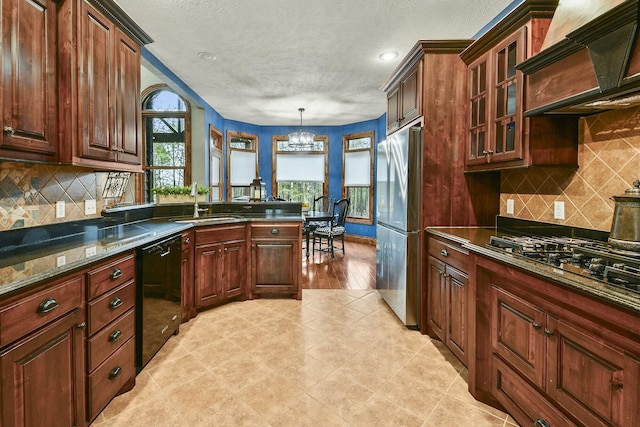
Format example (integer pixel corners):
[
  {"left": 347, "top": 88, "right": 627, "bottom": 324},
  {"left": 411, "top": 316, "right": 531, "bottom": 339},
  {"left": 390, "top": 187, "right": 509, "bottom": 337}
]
[
  {"left": 473, "top": 254, "right": 640, "bottom": 427},
  {"left": 194, "top": 225, "right": 248, "bottom": 309},
  {"left": 1, "top": 308, "right": 85, "bottom": 427},
  {"left": 250, "top": 223, "right": 301, "bottom": 299},
  {"left": 426, "top": 237, "right": 469, "bottom": 366}
]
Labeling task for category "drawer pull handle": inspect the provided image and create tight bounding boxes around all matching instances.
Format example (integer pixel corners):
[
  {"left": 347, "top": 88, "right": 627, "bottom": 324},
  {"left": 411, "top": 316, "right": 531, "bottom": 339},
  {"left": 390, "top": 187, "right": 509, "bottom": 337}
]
[
  {"left": 160, "top": 247, "right": 171, "bottom": 257},
  {"left": 271, "top": 228, "right": 279, "bottom": 234},
  {"left": 4, "top": 126, "right": 14, "bottom": 135},
  {"left": 109, "top": 366, "right": 122, "bottom": 380},
  {"left": 109, "top": 329, "right": 123, "bottom": 342},
  {"left": 532, "top": 322, "right": 542, "bottom": 330},
  {"left": 440, "top": 249, "right": 448, "bottom": 257},
  {"left": 184, "top": 237, "right": 191, "bottom": 244},
  {"left": 544, "top": 328, "right": 554, "bottom": 337},
  {"left": 37, "top": 297, "right": 59, "bottom": 314},
  {"left": 110, "top": 268, "right": 123, "bottom": 280},
  {"left": 534, "top": 419, "right": 550, "bottom": 427},
  {"left": 78, "top": 322, "right": 87, "bottom": 330},
  {"left": 109, "top": 297, "right": 123, "bottom": 310}
]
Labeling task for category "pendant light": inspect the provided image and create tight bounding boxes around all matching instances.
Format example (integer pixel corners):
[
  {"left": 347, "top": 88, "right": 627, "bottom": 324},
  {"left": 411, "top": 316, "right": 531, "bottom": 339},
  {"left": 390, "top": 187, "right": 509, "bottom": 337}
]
[{"left": 288, "top": 108, "right": 315, "bottom": 148}]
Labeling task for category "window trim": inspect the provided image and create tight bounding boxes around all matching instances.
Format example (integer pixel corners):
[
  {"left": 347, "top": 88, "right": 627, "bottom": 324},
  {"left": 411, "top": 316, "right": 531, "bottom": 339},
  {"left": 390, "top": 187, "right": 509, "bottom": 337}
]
[
  {"left": 226, "top": 130, "right": 258, "bottom": 199},
  {"left": 138, "top": 84, "right": 191, "bottom": 203},
  {"left": 209, "top": 124, "right": 223, "bottom": 201},
  {"left": 342, "top": 130, "right": 374, "bottom": 225},
  {"left": 271, "top": 135, "right": 329, "bottom": 200}
]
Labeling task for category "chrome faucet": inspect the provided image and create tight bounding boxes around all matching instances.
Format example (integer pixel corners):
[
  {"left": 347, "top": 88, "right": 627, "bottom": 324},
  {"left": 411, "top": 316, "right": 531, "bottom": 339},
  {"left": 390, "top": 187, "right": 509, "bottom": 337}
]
[{"left": 191, "top": 182, "right": 200, "bottom": 218}]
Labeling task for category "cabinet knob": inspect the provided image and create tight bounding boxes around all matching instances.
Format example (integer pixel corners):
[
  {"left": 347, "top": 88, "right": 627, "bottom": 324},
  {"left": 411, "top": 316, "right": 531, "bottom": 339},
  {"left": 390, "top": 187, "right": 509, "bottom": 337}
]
[
  {"left": 532, "top": 322, "right": 542, "bottom": 330},
  {"left": 109, "top": 366, "right": 122, "bottom": 380},
  {"left": 184, "top": 237, "right": 191, "bottom": 244},
  {"left": 534, "top": 419, "right": 551, "bottom": 427},
  {"left": 109, "top": 329, "right": 123, "bottom": 342},
  {"left": 271, "top": 228, "right": 279, "bottom": 234},
  {"left": 3, "top": 126, "right": 14, "bottom": 135},
  {"left": 77, "top": 322, "right": 87, "bottom": 330},
  {"left": 440, "top": 249, "right": 448, "bottom": 257},
  {"left": 110, "top": 268, "right": 123, "bottom": 280},
  {"left": 109, "top": 297, "right": 123, "bottom": 310},
  {"left": 442, "top": 273, "right": 449, "bottom": 278},
  {"left": 37, "top": 297, "right": 59, "bottom": 314},
  {"left": 544, "top": 328, "right": 554, "bottom": 337}
]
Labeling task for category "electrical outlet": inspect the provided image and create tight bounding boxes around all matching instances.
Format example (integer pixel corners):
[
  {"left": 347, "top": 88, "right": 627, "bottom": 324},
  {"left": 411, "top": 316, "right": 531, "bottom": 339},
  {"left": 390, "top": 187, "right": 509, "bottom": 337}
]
[
  {"left": 85, "top": 246, "right": 97, "bottom": 258},
  {"left": 56, "top": 255, "right": 66, "bottom": 267},
  {"left": 554, "top": 201, "right": 565, "bottom": 220},
  {"left": 56, "top": 201, "right": 65, "bottom": 218},
  {"left": 506, "top": 199, "right": 515, "bottom": 215},
  {"left": 85, "top": 199, "right": 97, "bottom": 215}
]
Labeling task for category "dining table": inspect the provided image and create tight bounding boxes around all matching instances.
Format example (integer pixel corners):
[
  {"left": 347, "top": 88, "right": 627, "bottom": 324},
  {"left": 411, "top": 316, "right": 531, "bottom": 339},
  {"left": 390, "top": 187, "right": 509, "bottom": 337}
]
[{"left": 303, "top": 210, "right": 335, "bottom": 258}]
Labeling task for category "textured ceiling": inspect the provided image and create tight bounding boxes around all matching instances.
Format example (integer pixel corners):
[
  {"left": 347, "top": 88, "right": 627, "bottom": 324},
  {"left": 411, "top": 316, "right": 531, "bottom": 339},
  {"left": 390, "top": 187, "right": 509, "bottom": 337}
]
[{"left": 114, "top": 0, "right": 516, "bottom": 126}]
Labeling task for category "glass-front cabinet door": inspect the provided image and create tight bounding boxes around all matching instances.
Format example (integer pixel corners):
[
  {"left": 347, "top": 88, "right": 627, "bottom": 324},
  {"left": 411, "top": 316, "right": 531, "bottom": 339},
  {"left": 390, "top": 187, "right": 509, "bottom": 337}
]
[
  {"left": 491, "top": 28, "right": 525, "bottom": 164},
  {"left": 467, "top": 54, "right": 489, "bottom": 166}
]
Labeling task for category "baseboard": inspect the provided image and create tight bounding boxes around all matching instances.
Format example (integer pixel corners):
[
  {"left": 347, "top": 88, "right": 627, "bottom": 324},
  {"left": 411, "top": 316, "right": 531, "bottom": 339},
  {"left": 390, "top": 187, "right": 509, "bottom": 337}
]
[{"left": 345, "top": 234, "right": 376, "bottom": 246}]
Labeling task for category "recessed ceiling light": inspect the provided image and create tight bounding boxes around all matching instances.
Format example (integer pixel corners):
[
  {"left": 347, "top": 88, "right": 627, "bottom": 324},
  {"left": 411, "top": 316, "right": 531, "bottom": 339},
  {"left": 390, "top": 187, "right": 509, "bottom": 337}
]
[
  {"left": 197, "top": 51, "right": 217, "bottom": 61},
  {"left": 378, "top": 51, "right": 399, "bottom": 61}
]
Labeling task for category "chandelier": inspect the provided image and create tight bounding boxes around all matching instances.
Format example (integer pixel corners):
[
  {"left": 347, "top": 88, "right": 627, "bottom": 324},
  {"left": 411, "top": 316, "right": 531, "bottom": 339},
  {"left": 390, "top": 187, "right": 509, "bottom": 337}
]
[{"left": 288, "top": 108, "right": 315, "bottom": 148}]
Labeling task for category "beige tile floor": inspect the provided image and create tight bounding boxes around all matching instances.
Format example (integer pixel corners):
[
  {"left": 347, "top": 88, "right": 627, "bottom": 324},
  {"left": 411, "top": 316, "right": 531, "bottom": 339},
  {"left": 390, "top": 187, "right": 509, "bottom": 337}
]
[{"left": 91, "top": 289, "right": 518, "bottom": 426}]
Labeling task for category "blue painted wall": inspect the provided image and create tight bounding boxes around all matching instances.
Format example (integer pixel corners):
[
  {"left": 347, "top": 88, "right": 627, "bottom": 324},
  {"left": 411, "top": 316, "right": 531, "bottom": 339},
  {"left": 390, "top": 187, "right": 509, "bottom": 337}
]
[{"left": 142, "top": 47, "right": 383, "bottom": 238}]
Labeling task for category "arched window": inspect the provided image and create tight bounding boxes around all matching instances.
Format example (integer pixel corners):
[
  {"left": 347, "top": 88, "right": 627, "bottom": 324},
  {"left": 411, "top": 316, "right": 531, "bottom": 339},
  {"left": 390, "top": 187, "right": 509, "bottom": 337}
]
[{"left": 140, "top": 85, "right": 191, "bottom": 202}]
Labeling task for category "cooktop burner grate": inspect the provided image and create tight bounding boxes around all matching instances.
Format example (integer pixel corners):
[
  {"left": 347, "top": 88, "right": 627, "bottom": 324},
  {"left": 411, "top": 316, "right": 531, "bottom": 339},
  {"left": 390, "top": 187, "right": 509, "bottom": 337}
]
[{"left": 488, "top": 234, "right": 640, "bottom": 294}]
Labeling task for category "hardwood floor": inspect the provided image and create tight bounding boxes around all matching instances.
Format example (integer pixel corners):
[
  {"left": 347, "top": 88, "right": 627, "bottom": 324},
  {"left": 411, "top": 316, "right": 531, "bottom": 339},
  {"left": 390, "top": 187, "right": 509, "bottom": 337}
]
[{"left": 301, "top": 240, "right": 376, "bottom": 290}]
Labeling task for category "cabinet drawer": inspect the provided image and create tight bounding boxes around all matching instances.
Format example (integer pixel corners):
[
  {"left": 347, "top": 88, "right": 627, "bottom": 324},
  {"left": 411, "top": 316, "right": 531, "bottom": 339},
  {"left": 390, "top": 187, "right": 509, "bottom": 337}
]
[
  {"left": 0, "top": 275, "right": 83, "bottom": 347},
  {"left": 87, "top": 308, "right": 135, "bottom": 372},
  {"left": 87, "top": 336, "right": 135, "bottom": 420},
  {"left": 428, "top": 237, "right": 468, "bottom": 271},
  {"left": 195, "top": 225, "right": 246, "bottom": 244},
  {"left": 88, "top": 281, "right": 135, "bottom": 335},
  {"left": 87, "top": 253, "right": 135, "bottom": 299},
  {"left": 492, "top": 355, "right": 577, "bottom": 427},
  {"left": 251, "top": 224, "right": 300, "bottom": 239}
]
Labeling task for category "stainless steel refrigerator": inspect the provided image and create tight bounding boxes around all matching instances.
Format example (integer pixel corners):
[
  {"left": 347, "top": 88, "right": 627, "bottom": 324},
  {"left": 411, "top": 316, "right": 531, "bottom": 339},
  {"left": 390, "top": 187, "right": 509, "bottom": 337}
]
[{"left": 376, "top": 125, "right": 422, "bottom": 328}]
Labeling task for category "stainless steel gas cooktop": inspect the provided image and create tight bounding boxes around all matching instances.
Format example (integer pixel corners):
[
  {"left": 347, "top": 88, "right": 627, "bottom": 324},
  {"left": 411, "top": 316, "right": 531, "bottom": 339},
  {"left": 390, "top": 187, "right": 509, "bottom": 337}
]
[{"left": 488, "top": 234, "right": 640, "bottom": 294}]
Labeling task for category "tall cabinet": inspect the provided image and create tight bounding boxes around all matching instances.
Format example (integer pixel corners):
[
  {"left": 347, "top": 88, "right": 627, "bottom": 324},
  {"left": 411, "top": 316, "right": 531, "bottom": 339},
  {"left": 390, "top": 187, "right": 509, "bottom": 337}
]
[{"left": 382, "top": 41, "right": 500, "bottom": 336}]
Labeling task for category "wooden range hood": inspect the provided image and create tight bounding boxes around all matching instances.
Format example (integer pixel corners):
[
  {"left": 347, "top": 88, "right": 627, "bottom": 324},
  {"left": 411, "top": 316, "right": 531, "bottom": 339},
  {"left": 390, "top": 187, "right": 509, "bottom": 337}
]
[{"left": 518, "top": 0, "right": 640, "bottom": 115}]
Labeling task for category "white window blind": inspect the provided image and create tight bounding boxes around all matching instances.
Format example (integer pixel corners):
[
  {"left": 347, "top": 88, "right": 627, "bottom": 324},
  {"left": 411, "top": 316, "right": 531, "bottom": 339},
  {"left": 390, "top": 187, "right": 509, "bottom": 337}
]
[
  {"left": 344, "top": 151, "right": 371, "bottom": 186},
  {"left": 210, "top": 156, "right": 220, "bottom": 185},
  {"left": 230, "top": 150, "right": 256, "bottom": 185},
  {"left": 276, "top": 154, "right": 324, "bottom": 182}
]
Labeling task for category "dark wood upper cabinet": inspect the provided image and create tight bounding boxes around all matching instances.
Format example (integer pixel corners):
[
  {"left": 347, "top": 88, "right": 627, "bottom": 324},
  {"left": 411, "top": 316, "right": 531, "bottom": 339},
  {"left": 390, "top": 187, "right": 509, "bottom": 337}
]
[
  {"left": 460, "top": 0, "right": 579, "bottom": 171},
  {"left": 52, "top": 0, "right": 151, "bottom": 171},
  {"left": 0, "top": 0, "right": 59, "bottom": 162}
]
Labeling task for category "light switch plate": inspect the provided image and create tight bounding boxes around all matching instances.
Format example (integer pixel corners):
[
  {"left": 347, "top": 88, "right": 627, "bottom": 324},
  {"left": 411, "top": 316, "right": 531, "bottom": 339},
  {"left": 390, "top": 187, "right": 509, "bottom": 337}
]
[
  {"left": 506, "top": 199, "right": 515, "bottom": 215},
  {"left": 85, "top": 199, "right": 97, "bottom": 215},
  {"left": 554, "top": 201, "right": 565, "bottom": 220},
  {"left": 56, "top": 201, "right": 65, "bottom": 218}
]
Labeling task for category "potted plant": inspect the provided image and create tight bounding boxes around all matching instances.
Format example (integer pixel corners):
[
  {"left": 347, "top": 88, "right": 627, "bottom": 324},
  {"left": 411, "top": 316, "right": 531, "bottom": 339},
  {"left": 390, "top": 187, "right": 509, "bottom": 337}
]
[{"left": 152, "top": 185, "right": 209, "bottom": 204}]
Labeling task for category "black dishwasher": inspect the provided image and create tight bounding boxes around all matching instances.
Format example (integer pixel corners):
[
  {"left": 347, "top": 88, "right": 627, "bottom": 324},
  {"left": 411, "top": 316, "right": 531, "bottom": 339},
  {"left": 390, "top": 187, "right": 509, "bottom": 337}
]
[{"left": 136, "top": 234, "right": 182, "bottom": 370}]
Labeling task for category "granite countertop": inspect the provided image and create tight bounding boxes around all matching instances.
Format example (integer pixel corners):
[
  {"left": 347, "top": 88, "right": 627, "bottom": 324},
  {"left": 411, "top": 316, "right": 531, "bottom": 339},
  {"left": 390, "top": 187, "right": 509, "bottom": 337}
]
[
  {"left": 426, "top": 226, "right": 640, "bottom": 313},
  {"left": 0, "top": 214, "right": 303, "bottom": 298}
]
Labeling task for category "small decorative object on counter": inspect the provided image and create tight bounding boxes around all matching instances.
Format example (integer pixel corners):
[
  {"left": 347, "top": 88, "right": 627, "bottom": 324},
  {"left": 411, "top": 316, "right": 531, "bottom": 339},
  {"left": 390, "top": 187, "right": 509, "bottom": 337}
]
[
  {"left": 250, "top": 177, "right": 266, "bottom": 201},
  {"left": 609, "top": 179, "right": 640, "bottom": 255}
]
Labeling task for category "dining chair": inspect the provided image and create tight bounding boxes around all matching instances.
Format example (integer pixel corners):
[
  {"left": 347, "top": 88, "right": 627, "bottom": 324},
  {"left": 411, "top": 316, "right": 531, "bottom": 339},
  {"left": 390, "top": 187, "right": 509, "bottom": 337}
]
[{"left": 313, "top": 198, "right": 350, "bottom": 258}]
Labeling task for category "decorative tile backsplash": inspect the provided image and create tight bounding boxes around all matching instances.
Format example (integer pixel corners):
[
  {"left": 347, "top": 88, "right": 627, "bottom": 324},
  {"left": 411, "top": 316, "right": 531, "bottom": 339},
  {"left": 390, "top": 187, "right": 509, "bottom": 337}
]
[
  {"left": 500, "top": 106, "right": 640, "bottom": 231},
  {"left": 0, "top": 163, "right": 105, "bottom": 231}
]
